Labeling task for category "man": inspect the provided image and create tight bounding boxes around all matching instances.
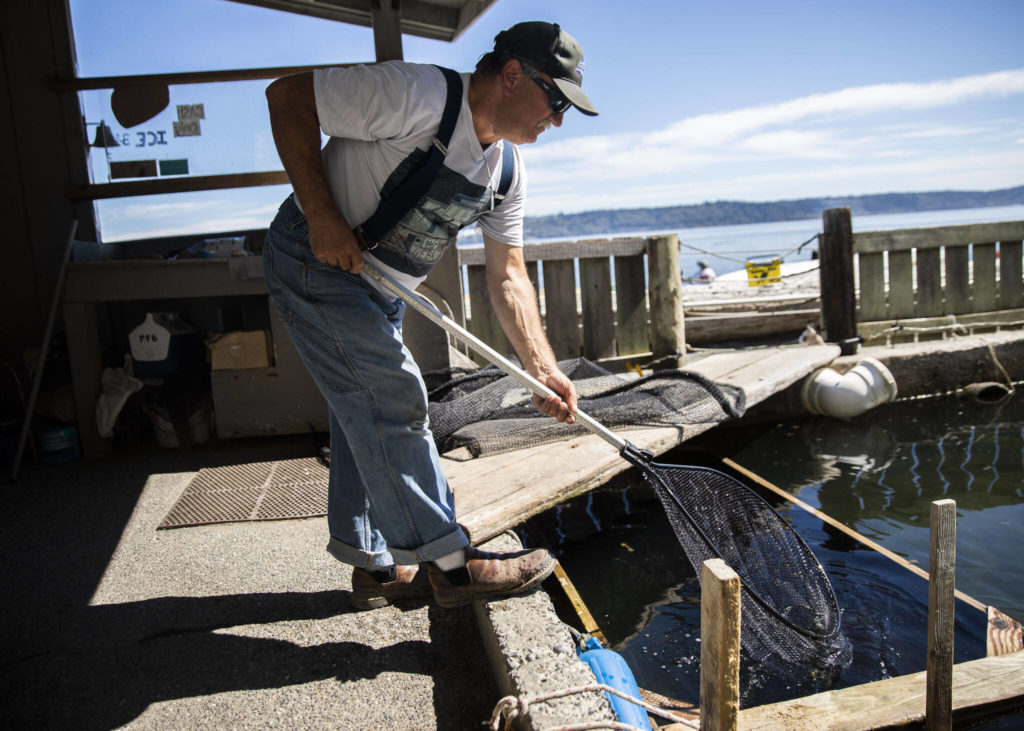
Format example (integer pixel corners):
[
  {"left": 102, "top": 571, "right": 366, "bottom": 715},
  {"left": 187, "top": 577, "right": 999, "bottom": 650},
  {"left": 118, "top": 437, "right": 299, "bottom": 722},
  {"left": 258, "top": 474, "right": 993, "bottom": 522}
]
[
  {"left": 691, "top": 260, "right": 716, "bottom": 283},
  {"left": 263, "top": 22, "right": 598, "bottom": 610}
]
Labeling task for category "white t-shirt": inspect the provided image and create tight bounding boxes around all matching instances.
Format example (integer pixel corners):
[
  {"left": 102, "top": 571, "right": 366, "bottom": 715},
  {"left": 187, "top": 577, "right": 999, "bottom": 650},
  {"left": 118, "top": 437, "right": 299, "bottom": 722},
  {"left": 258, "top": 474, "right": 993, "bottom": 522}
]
[{"left": 311, "top": 61, "right": 527, "bottom": 293}]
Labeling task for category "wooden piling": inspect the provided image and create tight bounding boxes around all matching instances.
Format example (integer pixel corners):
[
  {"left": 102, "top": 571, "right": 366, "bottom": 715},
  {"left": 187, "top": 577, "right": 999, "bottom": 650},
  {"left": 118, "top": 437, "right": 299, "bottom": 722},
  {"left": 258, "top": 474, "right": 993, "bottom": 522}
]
[
  {"left": 647, "top": 234, "right": 685, "bottom": 368},
  {"left": 700, "top": 558, "right": 741, "bottom": 731},
  {"left": 927, "top": 499, "right": 957, "bottom": 730},
  {"left": 820, "top": 207, "right": 858, "bottom": 350}
]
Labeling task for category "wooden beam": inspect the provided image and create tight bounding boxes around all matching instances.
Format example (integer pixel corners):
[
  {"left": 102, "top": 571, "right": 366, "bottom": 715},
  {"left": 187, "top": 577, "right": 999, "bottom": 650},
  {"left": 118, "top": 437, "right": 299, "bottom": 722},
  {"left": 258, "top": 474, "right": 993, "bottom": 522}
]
[
  {"left": 49, "top": 64, "right": 359, "bottom": 91},
  {"left": 927, "top": 499, "right": 957, "bottom": 730},
  {"left": 458, "top": 237, "right": 649, "bottom": 266},
  {"left": 648, "top": 234, "right": 685, "bottom": 368},
  {"left": 371, "top": 0, "right": 404, "bottom": 62},
  {"left": 820, "top": 207, "right": 858, "bottom": 348},
  {"left": 700, "top": 559, "right": 741, "bottom": 731},
  {"left": 721, "top": 458, "right": 988, "bottom": 613},
  {"left": 67, "top": 171, "right": 290, "bottom": 200},
  {"left": 738, "top": 651, "right": 1024, "bottom": 729},
  {"left": 853, "top": 220, "right": 1024, "bottom": 254}
]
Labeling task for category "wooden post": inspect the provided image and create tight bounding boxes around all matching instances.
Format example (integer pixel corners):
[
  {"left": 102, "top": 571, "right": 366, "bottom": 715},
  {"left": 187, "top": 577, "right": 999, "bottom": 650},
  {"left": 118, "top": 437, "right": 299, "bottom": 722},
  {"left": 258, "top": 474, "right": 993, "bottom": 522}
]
[
  {"left": 647, "top": 234, "right": 685, "bottom": 369},
  {"left": 371, "top": 0, "right": 403, "bottom": 62},
  {"left": 700, "top": 558, "right": 740, "bottom": 731},
  {"left": 820, "top": 208, "right": 858, "bottom": 353},
  {"left": 927, "top": 499, "right": 957, "bottom": 730}
]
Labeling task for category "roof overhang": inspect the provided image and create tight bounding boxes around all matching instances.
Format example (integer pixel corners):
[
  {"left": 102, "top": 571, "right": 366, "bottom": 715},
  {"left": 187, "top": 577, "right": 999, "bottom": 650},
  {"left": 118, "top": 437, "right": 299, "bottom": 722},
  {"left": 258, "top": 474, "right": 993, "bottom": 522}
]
[{"left": 224, "top": 0, "right": 498, "bottom": 42}]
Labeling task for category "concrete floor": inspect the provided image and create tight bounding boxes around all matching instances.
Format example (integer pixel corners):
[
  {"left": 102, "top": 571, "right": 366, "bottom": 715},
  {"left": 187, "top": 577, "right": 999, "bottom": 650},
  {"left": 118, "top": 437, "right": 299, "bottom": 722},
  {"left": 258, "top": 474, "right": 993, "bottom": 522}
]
[{"left": 2, "top": 435, "right": 501, "bottom": 729}]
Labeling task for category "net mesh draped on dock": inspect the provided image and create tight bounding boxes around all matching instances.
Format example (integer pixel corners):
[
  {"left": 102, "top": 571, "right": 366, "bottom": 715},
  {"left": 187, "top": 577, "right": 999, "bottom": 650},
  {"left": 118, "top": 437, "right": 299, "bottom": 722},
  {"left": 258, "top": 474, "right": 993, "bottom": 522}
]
[{"left": 424, "top": 358, "right": 746, "bottom": 458}]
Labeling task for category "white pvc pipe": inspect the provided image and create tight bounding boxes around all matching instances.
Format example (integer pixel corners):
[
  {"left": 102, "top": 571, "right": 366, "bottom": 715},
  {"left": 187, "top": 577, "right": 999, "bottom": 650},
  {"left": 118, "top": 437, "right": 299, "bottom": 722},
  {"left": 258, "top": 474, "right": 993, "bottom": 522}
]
[{"left": 800, "top": 357, "right": 898, "bottom": 419}]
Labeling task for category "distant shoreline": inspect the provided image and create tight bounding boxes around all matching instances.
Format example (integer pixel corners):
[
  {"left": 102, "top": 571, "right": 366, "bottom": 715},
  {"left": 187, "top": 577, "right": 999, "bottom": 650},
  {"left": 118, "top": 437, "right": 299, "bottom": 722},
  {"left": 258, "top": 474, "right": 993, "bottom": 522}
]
[{"left": 515, "top": 184, "right": 1024, "bottom": 241}]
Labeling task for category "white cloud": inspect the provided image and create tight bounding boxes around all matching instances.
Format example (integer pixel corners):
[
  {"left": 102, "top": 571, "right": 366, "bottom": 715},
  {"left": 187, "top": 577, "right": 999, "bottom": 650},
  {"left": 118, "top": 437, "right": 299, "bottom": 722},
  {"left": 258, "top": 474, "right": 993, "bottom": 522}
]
[{"left": 521, "top": 68, "right": 1024, "bottom": 213}]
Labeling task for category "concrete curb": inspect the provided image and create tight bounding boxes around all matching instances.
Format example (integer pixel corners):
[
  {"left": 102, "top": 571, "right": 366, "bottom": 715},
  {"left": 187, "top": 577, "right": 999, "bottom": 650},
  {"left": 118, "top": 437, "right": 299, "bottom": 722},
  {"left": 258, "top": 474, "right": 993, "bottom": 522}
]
[{"left": 473, "top": 532, "right": 618, "bottom": 730}]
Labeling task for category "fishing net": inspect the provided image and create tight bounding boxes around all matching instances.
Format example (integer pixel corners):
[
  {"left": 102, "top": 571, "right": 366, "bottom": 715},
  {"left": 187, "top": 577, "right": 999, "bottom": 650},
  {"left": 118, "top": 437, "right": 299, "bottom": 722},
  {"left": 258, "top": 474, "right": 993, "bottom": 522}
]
[
  {"left": 623, "top": 453, "right": 851, "bottom": 681},
  {"left": 424, "top": 358, "right": 746, "bottom": 458},
  {"left": 423, "top": 358, "right": 847, "bottom": 679}
]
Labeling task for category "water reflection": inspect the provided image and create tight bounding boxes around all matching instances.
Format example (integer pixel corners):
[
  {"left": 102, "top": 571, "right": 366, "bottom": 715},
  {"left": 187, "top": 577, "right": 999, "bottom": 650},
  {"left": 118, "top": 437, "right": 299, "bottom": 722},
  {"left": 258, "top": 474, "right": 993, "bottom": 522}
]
[{"left": 533, "top": 390, "right": 1021, "bottom": 708}]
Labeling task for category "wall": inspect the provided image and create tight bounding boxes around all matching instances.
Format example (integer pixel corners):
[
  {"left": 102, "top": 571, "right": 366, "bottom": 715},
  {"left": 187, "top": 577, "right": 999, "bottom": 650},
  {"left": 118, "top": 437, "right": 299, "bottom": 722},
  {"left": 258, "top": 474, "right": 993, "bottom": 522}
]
[{"left": 0, "top": 0, "right": 96, "bottom": 362}]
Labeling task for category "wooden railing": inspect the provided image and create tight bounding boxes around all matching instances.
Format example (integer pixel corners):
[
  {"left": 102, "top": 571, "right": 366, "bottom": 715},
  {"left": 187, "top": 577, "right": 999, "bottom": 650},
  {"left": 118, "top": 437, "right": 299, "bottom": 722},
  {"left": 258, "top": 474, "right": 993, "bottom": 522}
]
[
  {"left": 422, "top": 235, "right": 685, "bottom": 370},
  {"left": 819, "top": 208, "right": 1024, "bottom": 345}
]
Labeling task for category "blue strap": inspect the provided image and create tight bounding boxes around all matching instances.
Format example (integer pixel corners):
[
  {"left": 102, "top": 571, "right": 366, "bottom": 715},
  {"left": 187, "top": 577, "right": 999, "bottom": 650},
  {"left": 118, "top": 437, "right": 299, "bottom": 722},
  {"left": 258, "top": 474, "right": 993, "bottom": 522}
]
[
  {"left": 495, "top": 142, "right": 516, "bottom": 203},
  {"left": 357, "top": 66, "right": 463, "bottom": 246}
]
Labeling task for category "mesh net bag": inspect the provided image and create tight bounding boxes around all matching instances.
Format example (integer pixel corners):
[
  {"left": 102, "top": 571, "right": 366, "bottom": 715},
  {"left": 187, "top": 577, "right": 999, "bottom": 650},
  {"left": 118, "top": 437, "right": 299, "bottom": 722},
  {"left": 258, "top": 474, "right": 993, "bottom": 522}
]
[
  {"left": 425, "top": 358, "right": 746, "bottom": 458},
  {"left": 635, "top": 460, "right": 851, "bottom": 680}
]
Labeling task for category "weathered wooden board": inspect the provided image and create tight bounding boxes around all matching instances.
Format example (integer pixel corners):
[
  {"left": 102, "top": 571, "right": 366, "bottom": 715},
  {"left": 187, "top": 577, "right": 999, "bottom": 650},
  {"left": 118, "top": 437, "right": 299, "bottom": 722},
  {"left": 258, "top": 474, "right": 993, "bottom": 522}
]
[
  {"left": 449, "top": 344, "right": 840, "bottom": 543},
  {"left": 614, "top": 254, "right": 649, "bottom": 356},
  {"left": 1000, "top": 239, "right": 1024, "bottom": 309},
  {"left": 737, "top": 651, "right": 1024, "bottom": 730},
  {"left": 917, "top": 247, "right": 943, "bottom": 317},
  {"left": 888, "top": 249, "right": 915, "bottom": 319},
  {"left": 684, "top": 308, "right": 819, "bottom": 345},
  {"left": 466, "top": 264, "right": 512, "bottom": 359},
  {"left": 854, "top": 220, "right": 1024, "bottom": 254},
  {"left": 973, "top": 242, "right": 998, "bottom": 313},
  {"left": 857, "top": 250, "right": 887, "bottom": 322},
  {"left": 542, "top": 259, "right": 581, "bottom": 359},
  {"left": 944, "top": 244, "right": 971, "bottom": 315},
  {"left": 580, "top": 256, "right": 615, "bottom": 360},
  {"left": 458, "top": 237, "right": 647, "bottom": 266}
]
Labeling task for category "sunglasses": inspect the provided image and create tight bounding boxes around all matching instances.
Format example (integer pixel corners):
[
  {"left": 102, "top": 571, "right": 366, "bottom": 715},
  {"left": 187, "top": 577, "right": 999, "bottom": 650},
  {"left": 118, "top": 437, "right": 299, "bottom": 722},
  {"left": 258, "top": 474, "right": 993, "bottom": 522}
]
[{"left": 520, "top": 63, "right": 572, "bottom": 115}]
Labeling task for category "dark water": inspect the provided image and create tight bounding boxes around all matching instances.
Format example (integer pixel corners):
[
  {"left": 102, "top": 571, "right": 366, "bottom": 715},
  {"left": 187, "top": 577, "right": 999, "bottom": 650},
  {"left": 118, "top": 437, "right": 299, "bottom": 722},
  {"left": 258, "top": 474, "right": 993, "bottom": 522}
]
[{"left": 529, "top": 389, "right": 1023, "bottom": 709}]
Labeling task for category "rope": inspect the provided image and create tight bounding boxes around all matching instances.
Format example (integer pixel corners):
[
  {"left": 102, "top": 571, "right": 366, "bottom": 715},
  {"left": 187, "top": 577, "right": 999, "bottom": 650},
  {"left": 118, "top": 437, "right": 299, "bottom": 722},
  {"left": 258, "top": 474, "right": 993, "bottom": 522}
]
[
  {"left": 487, "top": 683, "right": 700, "bottom": 731},
  {"left": 862, "top": 317, "right": 1024, "bottom": 343},
  {"left": 679, "top": 232, "right": 820, "bottom": 265}
]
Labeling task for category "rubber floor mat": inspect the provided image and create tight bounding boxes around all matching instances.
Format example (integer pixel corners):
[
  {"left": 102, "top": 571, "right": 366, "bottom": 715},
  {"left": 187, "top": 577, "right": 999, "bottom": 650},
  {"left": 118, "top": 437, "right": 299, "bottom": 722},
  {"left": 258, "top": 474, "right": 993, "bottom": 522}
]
[{"left": 159, "top": 457, "right": 327, "bottom": 529}]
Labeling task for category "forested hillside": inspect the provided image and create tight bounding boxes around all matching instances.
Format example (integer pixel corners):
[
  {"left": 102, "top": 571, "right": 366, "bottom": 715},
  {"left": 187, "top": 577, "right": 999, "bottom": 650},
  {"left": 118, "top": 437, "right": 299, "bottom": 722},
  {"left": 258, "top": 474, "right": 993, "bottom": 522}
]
[{"left": 523, "top": 185, "right": 1024, "bottom": 239}]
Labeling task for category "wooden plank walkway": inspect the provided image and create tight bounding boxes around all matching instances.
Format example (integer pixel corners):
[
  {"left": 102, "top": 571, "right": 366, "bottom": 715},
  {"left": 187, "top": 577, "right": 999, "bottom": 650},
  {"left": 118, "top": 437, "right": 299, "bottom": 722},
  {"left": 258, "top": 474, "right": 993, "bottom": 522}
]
[{"left": 449, "top": 343, "right": 840, "bottom": 543}]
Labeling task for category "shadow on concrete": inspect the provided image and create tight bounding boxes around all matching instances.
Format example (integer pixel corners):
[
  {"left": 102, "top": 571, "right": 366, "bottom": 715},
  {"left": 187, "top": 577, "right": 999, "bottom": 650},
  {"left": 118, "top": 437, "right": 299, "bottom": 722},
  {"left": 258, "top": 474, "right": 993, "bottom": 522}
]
[{"left": 2, "top": 435, "right": 495, "bottom": 729}]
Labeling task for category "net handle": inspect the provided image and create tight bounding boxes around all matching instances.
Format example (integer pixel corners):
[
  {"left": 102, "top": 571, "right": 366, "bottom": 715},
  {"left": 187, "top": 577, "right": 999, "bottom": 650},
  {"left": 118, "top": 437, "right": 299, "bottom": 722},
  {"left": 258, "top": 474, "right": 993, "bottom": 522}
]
[{"left": 362, "top": 262, "right": 628, "bottom": 453}]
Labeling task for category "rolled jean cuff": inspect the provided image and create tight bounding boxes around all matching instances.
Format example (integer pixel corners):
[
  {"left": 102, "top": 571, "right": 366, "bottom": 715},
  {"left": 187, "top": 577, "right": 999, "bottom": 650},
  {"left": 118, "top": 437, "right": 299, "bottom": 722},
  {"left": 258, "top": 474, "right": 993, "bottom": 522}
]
[
  {"left": 391, "top": 526, "right": 469, "bottom": 566},
  {"left": 326, "top": 537, "right": 394, "bottom": 569}
]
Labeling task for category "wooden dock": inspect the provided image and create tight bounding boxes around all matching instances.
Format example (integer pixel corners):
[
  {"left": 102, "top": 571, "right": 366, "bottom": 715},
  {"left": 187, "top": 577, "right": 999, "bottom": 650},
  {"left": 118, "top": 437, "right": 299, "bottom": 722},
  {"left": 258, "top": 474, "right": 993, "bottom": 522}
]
[{"left": 448, "top": 342, "right": 840, "bottom": 544}]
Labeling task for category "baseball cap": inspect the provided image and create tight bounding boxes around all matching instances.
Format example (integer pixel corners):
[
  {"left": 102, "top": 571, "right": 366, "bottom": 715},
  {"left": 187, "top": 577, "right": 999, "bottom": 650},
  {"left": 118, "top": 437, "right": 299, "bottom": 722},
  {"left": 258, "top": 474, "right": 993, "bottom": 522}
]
[{"left": 493, "top": 21, "right": 598, "bottom": 116}]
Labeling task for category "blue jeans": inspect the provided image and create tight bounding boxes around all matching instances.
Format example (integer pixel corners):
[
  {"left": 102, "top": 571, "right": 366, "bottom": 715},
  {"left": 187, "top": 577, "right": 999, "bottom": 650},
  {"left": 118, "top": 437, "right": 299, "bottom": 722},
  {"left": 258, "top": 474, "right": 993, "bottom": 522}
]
[{"left": 263, "top": 194, "right": 468, "bottom": 569}]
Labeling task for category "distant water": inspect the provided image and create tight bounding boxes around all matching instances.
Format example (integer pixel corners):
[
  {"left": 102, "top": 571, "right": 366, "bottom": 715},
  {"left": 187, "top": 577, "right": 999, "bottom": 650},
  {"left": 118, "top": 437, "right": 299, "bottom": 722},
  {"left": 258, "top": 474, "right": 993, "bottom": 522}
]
[{"left": 460, "top": 204, "right": 1024, "bottom": 280}]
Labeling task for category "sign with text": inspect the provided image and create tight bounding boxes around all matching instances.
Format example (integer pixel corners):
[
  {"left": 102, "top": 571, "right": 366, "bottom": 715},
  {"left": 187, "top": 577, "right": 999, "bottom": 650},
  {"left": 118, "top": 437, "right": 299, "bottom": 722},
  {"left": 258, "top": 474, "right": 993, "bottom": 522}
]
[
  {"left": 174, "top": 104, "right": 205, "bottom": 137},
  {"left": 745, "top": 258, "right": 782, "bottom": 286}
]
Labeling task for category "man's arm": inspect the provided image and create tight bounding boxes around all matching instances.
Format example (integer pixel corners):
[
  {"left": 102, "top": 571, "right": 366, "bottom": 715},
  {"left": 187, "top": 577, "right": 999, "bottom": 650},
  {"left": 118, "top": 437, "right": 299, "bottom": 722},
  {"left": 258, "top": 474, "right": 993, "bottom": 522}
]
[
  {"left": 484, "top": 236, "right": 578, "bottom": 423},
  {"left": 265, "top": 72, "right": 365, "bottom": 272}
]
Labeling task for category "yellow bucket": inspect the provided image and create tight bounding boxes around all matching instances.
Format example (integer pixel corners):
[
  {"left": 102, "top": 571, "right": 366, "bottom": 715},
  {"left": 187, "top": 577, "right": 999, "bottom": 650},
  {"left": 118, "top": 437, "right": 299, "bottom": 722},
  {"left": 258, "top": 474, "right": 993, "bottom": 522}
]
[{"left": 745, "top": 258, "right": 782, "bottom": 286}]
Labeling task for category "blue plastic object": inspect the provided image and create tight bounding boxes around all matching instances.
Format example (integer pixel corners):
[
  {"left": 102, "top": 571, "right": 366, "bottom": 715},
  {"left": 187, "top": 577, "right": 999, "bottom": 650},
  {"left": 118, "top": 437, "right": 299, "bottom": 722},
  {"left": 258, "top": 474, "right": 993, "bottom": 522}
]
[{"left": 576, "top": 636, "right": 648, "bottom": 729}]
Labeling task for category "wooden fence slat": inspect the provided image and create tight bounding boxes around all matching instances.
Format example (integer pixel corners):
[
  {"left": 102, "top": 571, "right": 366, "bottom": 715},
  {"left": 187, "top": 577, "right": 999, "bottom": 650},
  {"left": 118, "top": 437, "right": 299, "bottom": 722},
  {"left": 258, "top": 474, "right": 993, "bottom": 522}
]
[
  {"left": 972, "top": 242, "right": 998, "bottom": 313},
  {"left": 858, "top": 251, "right": 887, "bottom": 321},
  {"left": 542, "top": 259, "right": 581, "bottom": 360},
  {"left": 700, "top": 559, "right": 741, "bottom": 731},
  {"left": 580, "top": 257, "right": 615, "bottom": 360},
  {"left": 466, "top": 264, "right": 511, "bottom": 361},
  {"left": 888, "top": 249, "right": 915, "bottom": 319},
  {"left": 944, "top": 245, "right": 971, "bottom": 315},
  {"left": 927, "top": 499, "right": 957, "bottom": 730},
  {"left": 999, "top": 240, "right": 1023, "bottom": 309},
  {"left": 614, "top": 254, "right": 649, "bottom": 356},
  {"left": 917, "top": 248, "right": 944, "bottom": 317}
]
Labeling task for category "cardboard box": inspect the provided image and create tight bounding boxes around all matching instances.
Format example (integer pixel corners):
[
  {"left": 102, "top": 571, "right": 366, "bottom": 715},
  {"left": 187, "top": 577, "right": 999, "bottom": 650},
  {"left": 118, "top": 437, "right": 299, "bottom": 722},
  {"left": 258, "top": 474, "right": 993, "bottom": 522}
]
[{"left": 207, "top": 330, "right": 271, "bottom": 370}]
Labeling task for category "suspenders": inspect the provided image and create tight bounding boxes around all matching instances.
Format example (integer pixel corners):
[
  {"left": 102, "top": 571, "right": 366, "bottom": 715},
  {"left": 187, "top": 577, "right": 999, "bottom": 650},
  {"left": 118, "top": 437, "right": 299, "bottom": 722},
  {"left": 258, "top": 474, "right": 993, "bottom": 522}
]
[{"left": 356, "top": 66, "right": 516, "bottom": 247}]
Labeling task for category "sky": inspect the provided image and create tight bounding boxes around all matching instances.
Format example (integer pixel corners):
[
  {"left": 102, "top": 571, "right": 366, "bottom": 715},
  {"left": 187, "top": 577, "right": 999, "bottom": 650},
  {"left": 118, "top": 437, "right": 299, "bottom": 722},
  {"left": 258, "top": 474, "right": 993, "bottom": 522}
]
[{"left": 69, "top": 0, "right": 1024, "bottom": 241}]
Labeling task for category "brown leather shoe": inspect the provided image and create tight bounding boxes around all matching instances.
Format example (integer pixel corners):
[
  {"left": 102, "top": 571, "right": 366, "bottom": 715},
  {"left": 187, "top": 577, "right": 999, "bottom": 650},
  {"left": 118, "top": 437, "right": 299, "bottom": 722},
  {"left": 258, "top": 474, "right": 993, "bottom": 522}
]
[
  {"left": 427, "top": 546, "right": 556, "bottom": 608},
  {"left": 350, "top": 564, "right": 433, "bottom": 610}
]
